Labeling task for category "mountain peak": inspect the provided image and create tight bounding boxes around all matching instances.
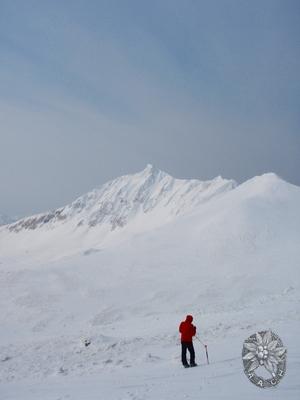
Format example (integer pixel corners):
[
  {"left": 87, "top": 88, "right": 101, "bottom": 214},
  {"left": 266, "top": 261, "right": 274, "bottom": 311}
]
[
  {"left": 3, "top": 166, "right": 235, "bottom": 241},
  {"left": 138, "top": 163, "right": 164, "bottom": 178},
  {"left": 144, "top": 163, "right": 155, "bottom": 172},
  {"left": 240, "top": 172, "right": 291, "bottom": 193}
]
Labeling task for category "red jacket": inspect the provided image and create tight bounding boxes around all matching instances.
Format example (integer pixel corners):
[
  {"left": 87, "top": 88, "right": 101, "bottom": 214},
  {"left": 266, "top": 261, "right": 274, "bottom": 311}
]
[{"left": 179, "top": 315, "right": 196, "bottom": 342}]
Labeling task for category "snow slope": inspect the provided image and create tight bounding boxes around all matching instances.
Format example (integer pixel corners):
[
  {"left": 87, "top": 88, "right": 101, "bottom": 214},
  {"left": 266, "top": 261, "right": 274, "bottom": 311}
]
[{"left": 0, "top": 168, "right": 299, "bottom": 399}]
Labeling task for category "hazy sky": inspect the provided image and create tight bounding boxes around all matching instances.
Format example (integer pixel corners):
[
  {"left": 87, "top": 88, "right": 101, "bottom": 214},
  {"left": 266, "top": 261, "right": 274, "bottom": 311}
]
[{"left": 0, "top": 0, "right": 299, "bottom": 216}]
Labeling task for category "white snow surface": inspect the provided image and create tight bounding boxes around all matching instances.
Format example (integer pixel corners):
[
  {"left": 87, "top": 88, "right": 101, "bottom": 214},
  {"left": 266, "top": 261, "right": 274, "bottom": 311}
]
[{"left": 0, "top": 166, "right": 299, "bottom": 399}]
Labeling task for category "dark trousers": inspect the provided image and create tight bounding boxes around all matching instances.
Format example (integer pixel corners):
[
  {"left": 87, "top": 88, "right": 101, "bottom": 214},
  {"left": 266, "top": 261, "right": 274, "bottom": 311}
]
[{"left": 181, "top": 341, "right": 195, "bottom": 365}]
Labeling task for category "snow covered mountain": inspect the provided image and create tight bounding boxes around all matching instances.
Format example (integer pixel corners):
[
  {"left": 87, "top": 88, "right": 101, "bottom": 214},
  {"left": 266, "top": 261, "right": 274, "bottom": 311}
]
[
  {"left": 5, "top": 164, "right": 236, "bottom": 231},
  {"left": 0, "top": 164, "right": 236, "bottom": 260},
  {"left": 1, "top": 167, "right": 299, "bottom": 399}
]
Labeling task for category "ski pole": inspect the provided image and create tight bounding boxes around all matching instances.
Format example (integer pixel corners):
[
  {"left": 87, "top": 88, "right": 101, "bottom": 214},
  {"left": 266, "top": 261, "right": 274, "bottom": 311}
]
[
  {"left": 195, "top": 335, "right": 205, "bottom": 346},
  {"left": 195, "top": 336, "right": 209, "bottom": 364},
  {"left": 204, "top": 344, "right": 209, "bottom": 364}
]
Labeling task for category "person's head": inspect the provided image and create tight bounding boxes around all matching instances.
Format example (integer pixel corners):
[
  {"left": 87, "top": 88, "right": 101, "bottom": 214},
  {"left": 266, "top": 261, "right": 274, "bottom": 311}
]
[{"left": 185, "top": 315, "right": 193, "bottom": 323}]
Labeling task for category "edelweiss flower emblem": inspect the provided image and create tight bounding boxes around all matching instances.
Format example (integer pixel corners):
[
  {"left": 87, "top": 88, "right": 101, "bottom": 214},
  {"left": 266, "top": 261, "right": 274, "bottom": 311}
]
[{"left": 242, "top": 330, "right": 287, "bottom": 388}]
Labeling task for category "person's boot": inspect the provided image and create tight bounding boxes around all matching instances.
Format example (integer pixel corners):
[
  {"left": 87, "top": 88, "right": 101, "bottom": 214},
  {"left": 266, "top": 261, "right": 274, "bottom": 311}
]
[
  {"left": 190, "top": 362, "right": 198, "bottom": 367},
  {"left": 183, "top": 363, "right": 190, "bottom": 368}
]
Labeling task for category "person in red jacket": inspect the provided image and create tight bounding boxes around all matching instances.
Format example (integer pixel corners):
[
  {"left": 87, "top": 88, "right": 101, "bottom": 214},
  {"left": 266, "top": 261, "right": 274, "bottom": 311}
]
[{"left": 179, "top": 315, "right": 197, "bottom": 368}]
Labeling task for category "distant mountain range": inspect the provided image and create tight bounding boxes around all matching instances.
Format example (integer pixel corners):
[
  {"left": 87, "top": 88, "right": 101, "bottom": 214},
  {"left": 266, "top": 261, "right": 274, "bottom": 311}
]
[{"left": 0, "top": 165, "right": 299, "bottom": 263}]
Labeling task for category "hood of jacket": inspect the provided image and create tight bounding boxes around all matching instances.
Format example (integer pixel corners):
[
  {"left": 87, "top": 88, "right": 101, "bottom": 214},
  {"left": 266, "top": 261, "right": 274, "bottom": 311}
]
[{"left": 185, "top": 315, "right": 193, "bottom": 323}]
